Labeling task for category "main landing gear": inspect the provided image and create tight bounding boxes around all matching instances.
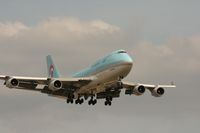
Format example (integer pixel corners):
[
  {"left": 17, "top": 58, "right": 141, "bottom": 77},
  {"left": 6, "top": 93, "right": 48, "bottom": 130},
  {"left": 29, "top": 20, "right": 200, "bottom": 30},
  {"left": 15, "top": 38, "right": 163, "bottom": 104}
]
[
  {"left": 66, "top": 94, "right": 74, "bottom": 104},
  {"left": 66, "top": 98, "right": 73, "bottom": 104},
  {"left": 66, "top": 93, "right": 115, "bottom": 106},
  {"left": 75, "top": 98, "right": 84, "bottom": 104},
  {"left": 88, "top": 96, "right": 97, "bottom": 106},
  {"left": 104, "top": 96, "right": 112, "bottom": 106},
  {"left": 67, "top": 97, "right": 84, "bottom": 105}
]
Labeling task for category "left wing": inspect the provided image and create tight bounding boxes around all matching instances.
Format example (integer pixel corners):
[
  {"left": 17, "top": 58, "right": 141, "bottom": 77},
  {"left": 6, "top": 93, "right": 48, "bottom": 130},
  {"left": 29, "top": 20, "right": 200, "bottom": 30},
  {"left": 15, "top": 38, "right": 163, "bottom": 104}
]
[{"left": 122, "top": 81, "right": 176, "bottom": 97}]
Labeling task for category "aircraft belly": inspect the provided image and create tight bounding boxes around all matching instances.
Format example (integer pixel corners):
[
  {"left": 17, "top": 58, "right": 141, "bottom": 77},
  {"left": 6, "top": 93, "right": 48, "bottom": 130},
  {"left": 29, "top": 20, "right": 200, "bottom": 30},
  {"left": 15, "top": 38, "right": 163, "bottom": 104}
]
[{"left": 76, "top": 64, "right": 132, "bottom": 95}]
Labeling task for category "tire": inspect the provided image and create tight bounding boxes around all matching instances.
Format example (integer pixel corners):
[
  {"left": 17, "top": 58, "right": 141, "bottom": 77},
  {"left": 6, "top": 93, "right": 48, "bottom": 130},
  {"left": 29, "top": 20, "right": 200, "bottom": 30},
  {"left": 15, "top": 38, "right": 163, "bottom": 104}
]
[
  {"left": 104, "top": 101, "right": 107, "bottom": 106},
  {"left": 88, "top": 100, "right": 91, "bottom": 105},
  {"left": 80, "top": 99, "right": 84, "bottom": 104},
  {"left": 93, "top": 99, "right": 97, "bottom": 105},
  {"left": 92, "top": 99, "right": 96, "bottom": 105},
  {"left": 66, "top": 99, "right": 70, "bottom": 103}
]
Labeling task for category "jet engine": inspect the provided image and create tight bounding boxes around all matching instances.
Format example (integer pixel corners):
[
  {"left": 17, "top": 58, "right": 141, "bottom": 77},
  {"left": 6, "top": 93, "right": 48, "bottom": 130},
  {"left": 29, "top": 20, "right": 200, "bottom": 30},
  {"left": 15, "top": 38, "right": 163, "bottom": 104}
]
[
  {"left": 48, "top": 80, "right": 62, "bottom": 91},
  {"left": 125, "top": 85, "right": 145, "bottom": 95},
  {"left": 6, "top": 78, "right": 19, "bottom": 88},
  {"left": 133, "top": 85, "right": 146, "bottom": 95},
  {"left": 151, "top": 87, "right": 165, "bottom": 97}
]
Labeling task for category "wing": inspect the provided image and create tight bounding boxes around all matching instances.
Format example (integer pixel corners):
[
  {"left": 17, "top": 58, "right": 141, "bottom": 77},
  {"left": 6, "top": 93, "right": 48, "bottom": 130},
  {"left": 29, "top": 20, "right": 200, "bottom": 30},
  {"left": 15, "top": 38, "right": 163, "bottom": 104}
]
[
  {"left": 0, "top": 75, "right": 94, "bottom": 91},
  {"left": 122, "top": 81, "right": 176, "bottom": 97},
  {"left": 122, "top": 81, "right": 176, "bottom": 89}
]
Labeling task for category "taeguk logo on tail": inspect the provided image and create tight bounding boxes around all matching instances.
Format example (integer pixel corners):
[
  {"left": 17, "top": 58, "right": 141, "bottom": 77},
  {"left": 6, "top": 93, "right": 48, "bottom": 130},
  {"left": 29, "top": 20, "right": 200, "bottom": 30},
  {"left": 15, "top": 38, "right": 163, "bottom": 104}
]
[{"left": 49, "top": 65, "right": 54, "bottom": 77}]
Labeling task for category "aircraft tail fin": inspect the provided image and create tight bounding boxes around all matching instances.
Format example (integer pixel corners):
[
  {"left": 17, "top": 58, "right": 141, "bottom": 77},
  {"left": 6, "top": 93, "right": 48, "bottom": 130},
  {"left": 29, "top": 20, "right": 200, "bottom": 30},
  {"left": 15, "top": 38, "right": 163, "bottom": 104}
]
[{"left": 46, "top": 55, "right": 61, "bottom": 78}]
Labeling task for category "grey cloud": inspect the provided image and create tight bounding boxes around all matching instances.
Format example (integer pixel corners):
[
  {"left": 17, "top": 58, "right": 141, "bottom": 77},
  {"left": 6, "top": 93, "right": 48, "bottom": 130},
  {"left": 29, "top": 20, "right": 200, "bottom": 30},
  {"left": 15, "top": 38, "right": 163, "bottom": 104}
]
[{"left": 131, "top": 36, "right": 200, "bottom": 79}]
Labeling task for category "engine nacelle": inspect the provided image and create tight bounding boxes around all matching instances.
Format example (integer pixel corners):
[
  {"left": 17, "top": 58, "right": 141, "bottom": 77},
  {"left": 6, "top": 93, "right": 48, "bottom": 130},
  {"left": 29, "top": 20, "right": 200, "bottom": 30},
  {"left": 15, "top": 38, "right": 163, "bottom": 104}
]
[
  {"left": 133, "top": 85, "right": 146, "bottom": 95},
  {"left": 125, "top": 85, "right": 145, "bottom": 95},
  {"left": 48, "top": 80, "right": 62, "bottom": 91},
  {"left": 6, "top": 78, "right": 19, "bottom": 88},
  {"left": 151, "top": 87, "right": 165, "bottom": 97}
]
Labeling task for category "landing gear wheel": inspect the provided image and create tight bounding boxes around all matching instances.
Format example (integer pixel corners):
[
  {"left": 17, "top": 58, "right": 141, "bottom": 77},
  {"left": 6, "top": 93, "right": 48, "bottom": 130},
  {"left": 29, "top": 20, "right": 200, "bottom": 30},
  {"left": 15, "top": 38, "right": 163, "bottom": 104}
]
[
  {"left": 104, "top": 100, "right": 112, "bottom": 106},
  {"left": 92, "top": 99, "right": 97, "bottom": 105},
  {"left": 67, "top": 99, "right": 73, "bottom": 104},
  {"left": 75, "top": 99, "right": 79, "bottom": 104},
  {"left": 66, "top": 99, "right": 70, "bottom": 103},
  {"left": 108, "top": 101, "right": 112, "bottom": 106},
  {"left": 80, "top": 99, "right": 84, "bottom": 104},
  {"left": 70, "top": 99, "right": 73, "bottom": 104},
  {"left": 88, "top": 100, "right": 92, "bottom": 105},
  {"left": 104, "top": 101, "right": 108, "bottom": 106},
  {"left": 93, "top": 99, "right": 97, "bottom": 104},
  {"left": 88, "top": 99, "right": 97, "bottom": 105},
  {"left": 75, "top": 98, "right": 84, "bottom": 105}
]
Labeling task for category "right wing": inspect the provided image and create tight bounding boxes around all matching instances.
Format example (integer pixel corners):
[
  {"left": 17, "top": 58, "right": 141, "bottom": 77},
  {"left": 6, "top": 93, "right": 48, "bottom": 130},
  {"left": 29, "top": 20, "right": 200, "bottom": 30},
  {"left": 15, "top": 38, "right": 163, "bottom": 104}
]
[
  {"left": 96, "top": 80, "right": 176, "bottom": 100},
  {"left": 0, "top": 75, "right": 94, "bottom": 91},
  {"left": 122, "top": 81, "right": 176, "bottom": 89},
  {"left": 122, "top": 81, "right": 176, "bottom": 97}
]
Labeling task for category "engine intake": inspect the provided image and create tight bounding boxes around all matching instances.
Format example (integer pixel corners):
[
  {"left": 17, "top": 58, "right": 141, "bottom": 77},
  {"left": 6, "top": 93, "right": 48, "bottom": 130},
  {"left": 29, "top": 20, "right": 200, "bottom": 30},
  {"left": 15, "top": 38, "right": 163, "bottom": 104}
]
[
  {"left": 151, "top": 87, "right": 165, "bottom": 97},
  {"left": 125, "top": 85, "right": 145, "bottom": 95},
  {"left": 133, "top": 85, "right": 145, "bottom": 95},
  {"left": 6, "top": 78, "right": 19, "bottom": 88},
  {"left": 48, "top": 80, "right": 62, "bottom": 91}
]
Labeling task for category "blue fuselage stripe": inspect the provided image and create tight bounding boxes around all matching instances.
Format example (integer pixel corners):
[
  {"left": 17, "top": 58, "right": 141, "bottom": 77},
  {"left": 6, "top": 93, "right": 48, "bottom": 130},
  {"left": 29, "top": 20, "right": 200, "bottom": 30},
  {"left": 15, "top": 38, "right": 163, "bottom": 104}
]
[{"left": 73, "top": 50, "right": 133, "bottom": 77}]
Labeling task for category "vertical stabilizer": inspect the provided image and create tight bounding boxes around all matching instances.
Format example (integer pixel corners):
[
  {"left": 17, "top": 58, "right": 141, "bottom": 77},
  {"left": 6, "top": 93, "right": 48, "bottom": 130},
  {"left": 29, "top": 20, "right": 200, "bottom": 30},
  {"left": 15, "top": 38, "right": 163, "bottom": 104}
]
[{"left": 46, "top": 55, "right": 61, "bottom": 78}]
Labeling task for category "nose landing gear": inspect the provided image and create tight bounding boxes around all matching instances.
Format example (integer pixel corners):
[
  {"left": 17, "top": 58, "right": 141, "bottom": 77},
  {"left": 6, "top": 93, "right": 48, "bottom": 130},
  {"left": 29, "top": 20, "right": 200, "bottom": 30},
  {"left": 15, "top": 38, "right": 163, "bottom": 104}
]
[{"left": 104, "top": 96, "right": 112, "bottom": 106}]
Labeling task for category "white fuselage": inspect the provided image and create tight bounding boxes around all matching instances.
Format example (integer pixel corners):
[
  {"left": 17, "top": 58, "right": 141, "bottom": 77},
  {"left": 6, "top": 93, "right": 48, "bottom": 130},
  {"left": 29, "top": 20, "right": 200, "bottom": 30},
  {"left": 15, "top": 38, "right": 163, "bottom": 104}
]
[
  {"left": 72, "top": 50, "right": 133, "bottom": 97},
  {"left": 75, "top": 62, "right": 133, "bottom": 96}
]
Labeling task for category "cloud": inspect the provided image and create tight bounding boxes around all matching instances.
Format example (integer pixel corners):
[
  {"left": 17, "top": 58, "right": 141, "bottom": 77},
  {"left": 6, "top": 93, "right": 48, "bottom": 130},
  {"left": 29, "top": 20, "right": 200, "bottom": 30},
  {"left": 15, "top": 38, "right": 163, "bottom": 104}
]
[
  {"left": 0, "top": 22, "right": 29, "bottom": 37},
  {"left": 0, "top": 17, "right": 121, "bottom": 75},
  {"left": 31, "top": 17, "right": 120, "bottom": 42},
  {"left": 131, "top": 35, "right": 200, "bottom": 81},
  {"left": 0, "top": 17, "right": 120, "bottom": 40}
]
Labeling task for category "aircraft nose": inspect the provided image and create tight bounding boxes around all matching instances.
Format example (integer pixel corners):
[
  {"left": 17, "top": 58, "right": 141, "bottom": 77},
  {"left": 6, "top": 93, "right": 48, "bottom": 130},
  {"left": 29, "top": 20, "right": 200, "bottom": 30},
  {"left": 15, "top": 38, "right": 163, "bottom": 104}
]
[{"left": 124, "top": 54, "right": 133, "bottom": 64}]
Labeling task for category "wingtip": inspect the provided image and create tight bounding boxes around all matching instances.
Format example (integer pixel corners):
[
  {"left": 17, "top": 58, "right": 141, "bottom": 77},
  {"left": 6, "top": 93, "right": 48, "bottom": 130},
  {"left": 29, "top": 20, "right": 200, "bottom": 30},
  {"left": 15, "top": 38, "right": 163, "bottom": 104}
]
[{"left": 170, "top": 81, "right": 175, "bottom": 85}]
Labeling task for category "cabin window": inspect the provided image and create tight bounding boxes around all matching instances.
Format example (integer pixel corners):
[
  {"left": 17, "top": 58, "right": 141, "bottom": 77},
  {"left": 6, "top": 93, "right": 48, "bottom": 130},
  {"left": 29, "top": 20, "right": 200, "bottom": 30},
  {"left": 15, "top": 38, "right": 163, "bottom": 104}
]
[{"left": 117, "top": 51, "right": 126, "bottom": 54}]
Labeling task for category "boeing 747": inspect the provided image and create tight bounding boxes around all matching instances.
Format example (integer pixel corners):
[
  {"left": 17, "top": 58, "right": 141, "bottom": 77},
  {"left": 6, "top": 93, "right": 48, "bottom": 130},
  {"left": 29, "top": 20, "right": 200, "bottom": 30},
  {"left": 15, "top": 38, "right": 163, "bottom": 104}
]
[{"left": 0, "top": 50, "right": 175, "bottom": 106}]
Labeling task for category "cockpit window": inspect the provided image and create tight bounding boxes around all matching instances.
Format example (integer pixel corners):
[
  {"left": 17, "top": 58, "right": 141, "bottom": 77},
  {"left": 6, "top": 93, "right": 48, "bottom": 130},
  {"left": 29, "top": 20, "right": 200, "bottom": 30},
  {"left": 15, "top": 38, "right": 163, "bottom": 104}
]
[{"left": 117, "top": 51, "right": 126, "bottom": 54}]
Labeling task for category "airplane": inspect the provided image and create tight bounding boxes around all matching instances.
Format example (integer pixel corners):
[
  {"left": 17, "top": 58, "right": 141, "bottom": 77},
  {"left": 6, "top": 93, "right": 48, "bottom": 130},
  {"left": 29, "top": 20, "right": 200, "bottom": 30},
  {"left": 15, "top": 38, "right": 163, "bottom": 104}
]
[{"left": 0, "top": 50, "right": 176, "bottom": 106}]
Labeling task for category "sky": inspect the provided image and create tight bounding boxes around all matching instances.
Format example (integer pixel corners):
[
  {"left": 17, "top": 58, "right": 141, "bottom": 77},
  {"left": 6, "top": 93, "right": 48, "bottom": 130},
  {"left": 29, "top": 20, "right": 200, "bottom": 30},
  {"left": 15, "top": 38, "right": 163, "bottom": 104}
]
[{"left": 0, "top": 0, "right": 200, "bottom": 133}]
